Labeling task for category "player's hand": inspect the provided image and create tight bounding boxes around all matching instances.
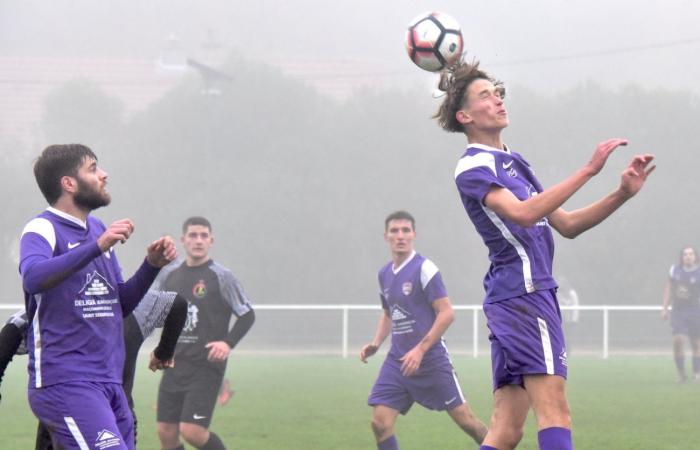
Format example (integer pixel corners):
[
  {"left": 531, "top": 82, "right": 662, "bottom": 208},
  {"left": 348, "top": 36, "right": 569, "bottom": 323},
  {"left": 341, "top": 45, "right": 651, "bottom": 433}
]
[
  {"left": 205, "top": 341, "right": 231, "bottom": 362},
  {"left": 97, "top": 219, "right": 134, "bottom": 252},
  {"left": 148, "top": 351, "right": 175, "bottom": 371},
  {"left": 619, "top": 154, "right": 655, "bottom": 198},
  {"left": 399, "top": 346, "right": 425, "bottom": 377},
  {"left": 585, "top": 138, "right": 628, "bottom": 176},
  {"left": 661, "top": 308, "right": 669, "bottom": 321},
  {"left": 146, "top": 236, "right": 177, "bottom": 268},
  {"left": 360, "top": 343, "right": 379, "bottom": 363}
]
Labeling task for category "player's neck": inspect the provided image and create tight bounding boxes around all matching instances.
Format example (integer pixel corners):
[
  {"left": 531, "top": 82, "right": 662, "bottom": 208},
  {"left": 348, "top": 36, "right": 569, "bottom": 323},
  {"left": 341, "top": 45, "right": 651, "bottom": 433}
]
[
  {"left": 186, "top": 255, "right": 210, "bottom": 267},
  {"left": 51, "top": 197, "right": 90, "bottom": 222},
  {"left": 392, "top": 250, "right": 414, "bottom": 270},
  {"left": 466, "top": 130, "right": 504, "bottom": 151},
  {"left": 682, "top": 263, "right": 698, "bottom": 271}
]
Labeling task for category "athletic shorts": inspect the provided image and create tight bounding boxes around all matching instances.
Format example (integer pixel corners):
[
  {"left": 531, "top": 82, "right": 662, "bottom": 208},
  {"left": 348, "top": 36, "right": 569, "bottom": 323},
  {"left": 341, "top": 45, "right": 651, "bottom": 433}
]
[
  {"left": 29, "top": 381, "right": 134, "bottom": 450},
  {"left": 483, "top": 289, "right": 568, "bottom": 391},
  {"left": 157, "top": 364, "right": 224, "bottom": 428},
  {"left": 670, "top": 305, "right": 700, "bottom": 338},
  {"left": 367, "top": 357, "right": 466, "bottom": 414}
]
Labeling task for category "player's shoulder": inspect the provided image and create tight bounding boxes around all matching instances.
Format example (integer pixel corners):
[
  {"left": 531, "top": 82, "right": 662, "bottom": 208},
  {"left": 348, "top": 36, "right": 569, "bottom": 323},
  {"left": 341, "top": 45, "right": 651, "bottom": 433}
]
[
  {"left": 209, "top": 260, "right": 241, "bottom": 282},
  {"left": 454, "top": 144, "right": 504, "bottom": 179},
  {"left": 417, "top": 254, "right": 440, "bottom": 286},
  {"left": 21, "top": 213, "right": 57, "bottom": 249}
]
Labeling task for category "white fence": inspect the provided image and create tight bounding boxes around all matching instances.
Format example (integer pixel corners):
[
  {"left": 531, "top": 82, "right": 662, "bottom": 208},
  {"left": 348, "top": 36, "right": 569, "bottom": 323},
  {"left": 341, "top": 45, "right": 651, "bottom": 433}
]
[{"left": 0, "top": 303, "right": 670, "bottom": 359}]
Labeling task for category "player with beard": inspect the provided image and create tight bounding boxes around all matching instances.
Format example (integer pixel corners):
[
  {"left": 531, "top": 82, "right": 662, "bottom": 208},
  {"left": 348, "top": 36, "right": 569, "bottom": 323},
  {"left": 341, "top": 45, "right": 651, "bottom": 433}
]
[{"left": 20, "top": 144, "right": 177, "bottom": 450}]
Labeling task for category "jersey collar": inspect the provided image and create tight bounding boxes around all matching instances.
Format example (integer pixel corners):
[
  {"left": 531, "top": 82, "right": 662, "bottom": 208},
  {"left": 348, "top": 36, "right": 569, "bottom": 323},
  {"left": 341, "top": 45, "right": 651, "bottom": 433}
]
[
  {"left": 468, "top": 143, "right": 510, "bottom": 154},
  {"left": 392, "top": 250, "right": 416, "bottom": 274},
  {"left": 46, "top": 206, "right": 88, "bottom": 229}
]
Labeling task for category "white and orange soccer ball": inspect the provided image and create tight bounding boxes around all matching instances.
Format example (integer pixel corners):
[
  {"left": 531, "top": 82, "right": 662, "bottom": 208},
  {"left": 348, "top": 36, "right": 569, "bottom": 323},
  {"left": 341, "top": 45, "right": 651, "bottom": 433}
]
[{"left": 405, "top": 11, "right": 464, "bottom": 72}]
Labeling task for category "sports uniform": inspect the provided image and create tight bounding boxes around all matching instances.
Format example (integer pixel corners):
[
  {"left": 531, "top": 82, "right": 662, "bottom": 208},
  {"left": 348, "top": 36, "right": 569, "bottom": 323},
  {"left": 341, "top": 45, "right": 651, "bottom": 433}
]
[
  {"left": 19, "top": 207, "right": 160, "bottom": 450},
  {"left": 454, "top": 144, "right": 566, "bottom": 390},
  {"left": 667, "top": 264, "right": 700, "bottom": 339},
  {"left": 368, "top": 251, "right": 465, "bottom": 413},
  {"left": 155, "top": 259, "right": 253, "bottom": 429}
]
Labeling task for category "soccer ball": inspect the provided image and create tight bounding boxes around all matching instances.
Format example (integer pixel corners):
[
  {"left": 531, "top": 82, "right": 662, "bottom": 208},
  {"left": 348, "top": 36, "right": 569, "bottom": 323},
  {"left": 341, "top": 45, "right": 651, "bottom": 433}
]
[{"left": 405, "top": 11, "right": 463, "bottom": 72}]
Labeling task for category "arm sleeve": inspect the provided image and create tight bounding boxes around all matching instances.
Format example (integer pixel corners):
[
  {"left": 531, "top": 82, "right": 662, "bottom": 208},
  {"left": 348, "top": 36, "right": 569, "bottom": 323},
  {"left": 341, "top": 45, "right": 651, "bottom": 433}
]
[
  {"left": 20, "top": 232, "right": 102, "bottom": 294},
  {"left": 223, "top": 309, "right": 255, "bottom": 350},
  {"left": 152, "top": 294, "right": 188, "bottom": 361},
  {"left": 454, "top": 153, "right": 505, "bottom": 204},
  {"left": 421, "top": 259, "right": 448, "bottom": 303},
  {"left": 0, "top": 322, "right": 25, "bottom": 385},
  {"left": 118, "top": 259, "right": 161, "bottom": 317}
]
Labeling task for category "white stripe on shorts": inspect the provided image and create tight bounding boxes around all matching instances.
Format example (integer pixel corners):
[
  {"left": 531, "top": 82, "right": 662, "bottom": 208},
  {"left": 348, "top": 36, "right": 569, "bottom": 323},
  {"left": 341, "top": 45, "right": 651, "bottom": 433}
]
[
  {"left": 64, "top": 417, "right": 90, "bottom": 450},
  {"left": 537, "top": 317, "right": 554, "bottom": 375}
]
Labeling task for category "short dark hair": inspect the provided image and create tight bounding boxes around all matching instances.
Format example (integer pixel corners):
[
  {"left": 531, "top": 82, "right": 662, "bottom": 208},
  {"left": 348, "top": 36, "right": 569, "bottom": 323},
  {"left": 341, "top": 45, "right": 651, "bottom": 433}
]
[
  {"left": 433, "top": 60, "right": 504, "bottom": 133},
  {"left": 384, "top": 210, "right": 415, "bottom": 231},
  {"left": 182, "top": 216, "right": 212, "bottom": 234},
  {"left": 33, "top": 144, "right": 97, "bottom": 205}
]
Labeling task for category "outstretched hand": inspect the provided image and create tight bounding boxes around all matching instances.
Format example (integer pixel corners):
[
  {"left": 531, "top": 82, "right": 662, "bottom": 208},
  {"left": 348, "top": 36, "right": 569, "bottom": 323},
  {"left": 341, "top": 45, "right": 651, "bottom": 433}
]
[
  {"left": 620, "top": 154, "right": 655, "bottom": 197},
  {"left": 586, "top": 138, "right": 628, "bottom": 176},
  {"left": 146, "top": 236, "right": 177, "bottom": 268}
]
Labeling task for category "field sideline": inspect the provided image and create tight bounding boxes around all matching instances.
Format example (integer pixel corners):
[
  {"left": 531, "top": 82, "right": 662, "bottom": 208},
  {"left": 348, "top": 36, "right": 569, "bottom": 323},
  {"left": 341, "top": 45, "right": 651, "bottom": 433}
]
[{"left": 1, "top": 355, "right": 699, "bottom": 449}]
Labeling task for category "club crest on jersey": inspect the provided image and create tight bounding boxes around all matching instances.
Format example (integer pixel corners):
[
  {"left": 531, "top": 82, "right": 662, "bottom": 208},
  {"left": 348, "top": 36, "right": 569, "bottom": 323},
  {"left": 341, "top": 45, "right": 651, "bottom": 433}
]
[
  {"left": 192, "top": 279, "right": 207, "bottom": 298},
  {"left": 402, "top": 282, "right": 413, "bottom": 296},
  {"left": 95, "top": 429, "right": 121, "bottom": 449}
]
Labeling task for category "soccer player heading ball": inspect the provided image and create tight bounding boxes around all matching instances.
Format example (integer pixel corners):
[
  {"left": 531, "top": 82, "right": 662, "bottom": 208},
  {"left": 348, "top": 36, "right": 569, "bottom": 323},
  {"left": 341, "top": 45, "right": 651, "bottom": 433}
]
[{"left": 435, "top": 60, "right": 655, "bottom": 450}]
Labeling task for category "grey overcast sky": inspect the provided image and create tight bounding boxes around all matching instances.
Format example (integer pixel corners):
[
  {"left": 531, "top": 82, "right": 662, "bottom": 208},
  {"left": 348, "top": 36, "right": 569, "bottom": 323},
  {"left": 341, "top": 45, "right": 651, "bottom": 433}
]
[{"left": 1, "top": 0, "right": 699, "bottom": 95}]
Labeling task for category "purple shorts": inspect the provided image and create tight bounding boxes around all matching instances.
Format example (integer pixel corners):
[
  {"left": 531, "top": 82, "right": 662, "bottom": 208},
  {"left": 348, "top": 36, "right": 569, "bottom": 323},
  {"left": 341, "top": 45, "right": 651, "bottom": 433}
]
[
  {"left": 367, "top": 357, "right": 466, "bottom": 414},
  {"left": 670, "top": 305, "right": 700, "bottom": 338},
  {"left": 483, "top": 289, "right": 567, "bottom": 391},
  {"left": 29, "top": 381, "right": 134, "bottom": 450}
]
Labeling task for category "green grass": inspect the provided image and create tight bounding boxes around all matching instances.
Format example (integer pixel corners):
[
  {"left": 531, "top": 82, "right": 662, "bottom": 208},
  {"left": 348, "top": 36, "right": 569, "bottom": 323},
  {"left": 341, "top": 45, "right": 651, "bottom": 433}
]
[{"left": 1, "top": 355, "right": 699, "bottom": 449}]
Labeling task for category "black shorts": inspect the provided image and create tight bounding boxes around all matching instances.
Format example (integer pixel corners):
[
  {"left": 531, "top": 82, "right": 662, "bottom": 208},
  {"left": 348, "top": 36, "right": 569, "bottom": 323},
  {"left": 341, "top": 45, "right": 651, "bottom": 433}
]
[{"left": 157, "top": 364, "right": 224, "bottom": 429}]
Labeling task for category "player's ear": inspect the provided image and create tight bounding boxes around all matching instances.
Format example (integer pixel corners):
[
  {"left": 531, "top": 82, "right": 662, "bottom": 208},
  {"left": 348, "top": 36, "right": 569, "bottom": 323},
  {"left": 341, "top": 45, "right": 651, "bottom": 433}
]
[
  {"left": 60, "top": 175, "right": 78, "bottom": 194},
  {"left": 456, "top": 109, "right": 472, "bottom": 125}
]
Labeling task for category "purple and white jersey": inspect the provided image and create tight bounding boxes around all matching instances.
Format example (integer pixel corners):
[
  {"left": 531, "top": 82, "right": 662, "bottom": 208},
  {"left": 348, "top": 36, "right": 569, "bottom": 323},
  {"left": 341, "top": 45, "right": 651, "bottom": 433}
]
[
  {"left": 668, "top": 264, "right": 700, "bottom": 308},
  {"left": 454, "top": 144, "right": 558, "bottom": 303},
  {"left": 19, "top": 207, "right": 158, "bottom": 388},
  {"left": 378, "top": 251, "right": 450, "bottom": 366}
]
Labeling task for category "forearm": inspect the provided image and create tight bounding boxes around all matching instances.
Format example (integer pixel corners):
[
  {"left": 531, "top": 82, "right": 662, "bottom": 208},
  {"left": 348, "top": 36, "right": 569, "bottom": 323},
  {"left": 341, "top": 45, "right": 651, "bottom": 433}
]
[
  {"left": 416, "top": 308, "right": 454, "bottom": 353},
  {"left": 153, "top": 295, "right": 188, "bottom": 360},
  {"left": 370, "top": 313, "right": 392, "bottom": 347},
  {"left": 223, "top": 310, "right": 255, "bottom": 349},
  {"left": 0, "top": 324, "right": 23, "bottom": 384},
  {"left": 21, "top": 243, "right": 102, "bottom": 293},
  {"left": 554, "top": 188, "right": 631, "bottom": 238},
  {"left": 662, "top": 283, "right": 671, "bottom": 309},
  {"left": 118, "top": 259, "right": 161, "bottom": 316}
]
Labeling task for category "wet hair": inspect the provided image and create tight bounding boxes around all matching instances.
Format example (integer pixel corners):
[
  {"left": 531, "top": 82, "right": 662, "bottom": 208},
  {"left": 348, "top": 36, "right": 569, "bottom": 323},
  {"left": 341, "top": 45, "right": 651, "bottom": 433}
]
[
  {"left": 433, "top": 59, "right": 505, "bottom": 133},
  {"left": 679, "top": 246, "right": 698, "bottom": 267},
  {"left": 384, "top": 210, "right": 415, "bottom": 231},
  {"left": 33, "top": 144, "right": 97, "bottom": 205},
  {"left": 182, "top": 216, "right": 212, "bottom": 234}
]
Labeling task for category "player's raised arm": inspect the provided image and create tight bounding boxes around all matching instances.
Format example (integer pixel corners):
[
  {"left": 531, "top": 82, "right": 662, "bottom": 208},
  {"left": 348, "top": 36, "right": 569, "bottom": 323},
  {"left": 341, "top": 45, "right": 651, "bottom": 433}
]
[
  {"left": 484, "top": 139, "right": 630, "bottom": 228},
  {"left": 548, "top": 153, "right": 655, "bottom": 238}
]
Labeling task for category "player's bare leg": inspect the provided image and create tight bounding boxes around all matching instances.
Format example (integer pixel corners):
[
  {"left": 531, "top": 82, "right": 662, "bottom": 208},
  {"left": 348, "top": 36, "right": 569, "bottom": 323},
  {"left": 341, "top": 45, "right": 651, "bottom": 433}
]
[
  {"left": 690, "top": 337, "right": 700, "bottom": 381},
  {"left": 371, "top": 405, "right": 400, "bottom": 449},
  {"left": 157, "top": 422, "right": 181, "bottom": 449},
  {"left": 480, "top": 385, "right": 529, "bottom": 450},
  {"left": 525, "top": 374, "right": 573, "bottom": 450},
  {"left": 447, "top": 403, "right": 488, "bottom": 444},
  {"left": 673, "top": 334, "right": 689, "bottom": 382}
]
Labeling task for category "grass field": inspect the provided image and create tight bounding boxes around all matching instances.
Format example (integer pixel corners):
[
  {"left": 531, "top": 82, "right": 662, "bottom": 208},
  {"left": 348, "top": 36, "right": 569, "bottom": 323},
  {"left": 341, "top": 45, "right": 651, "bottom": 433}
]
[{"left": 1, "top": 355, "right": 699, "bottom": 449}]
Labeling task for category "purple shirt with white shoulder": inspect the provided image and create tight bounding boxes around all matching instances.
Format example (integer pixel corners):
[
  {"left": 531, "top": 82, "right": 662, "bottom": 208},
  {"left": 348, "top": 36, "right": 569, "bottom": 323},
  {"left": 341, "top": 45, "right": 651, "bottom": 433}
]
[
  {"left": 19, "top": 207, "right": 159, "bottom": 388},
  {"left": 454, "top": 144, "right": 558, "bottom": 303},
  {"left": 378, "top": 251, "right": 450, "bottom": 367}
]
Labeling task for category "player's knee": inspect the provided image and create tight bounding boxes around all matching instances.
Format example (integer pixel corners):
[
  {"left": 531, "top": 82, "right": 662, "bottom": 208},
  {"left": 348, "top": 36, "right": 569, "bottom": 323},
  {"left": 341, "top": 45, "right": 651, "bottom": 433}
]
[
  {"left": 179, "top": 423, "right": 209, "bottom": 447},
  {"left": 499, "top": 425, "right": 525, "bottom": 449},
  {"left": 370, "top": 416, "right": 393, "bottom": 439},
  {"left": 157, "top": 422, "right": 180, "bottom": 446}
]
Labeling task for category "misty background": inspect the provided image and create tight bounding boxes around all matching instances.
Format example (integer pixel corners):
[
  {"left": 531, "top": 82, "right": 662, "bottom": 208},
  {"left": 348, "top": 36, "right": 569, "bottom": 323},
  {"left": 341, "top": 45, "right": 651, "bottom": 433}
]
[{"left": 1, "top": 0, "right": 699, "bottom": 352}]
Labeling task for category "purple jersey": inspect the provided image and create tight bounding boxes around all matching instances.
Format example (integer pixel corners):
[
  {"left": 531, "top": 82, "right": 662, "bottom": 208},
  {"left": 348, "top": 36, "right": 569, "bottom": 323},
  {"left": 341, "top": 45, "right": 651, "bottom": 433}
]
[
  {"left": 668, "top": 264, "right": 700, "bottom": 308},
  {"left": 378, "top": 251, "right": 449, "bottom": 366},
  {"left": 19, "top": 207, "right": 158, "bottom": 388},
  {"left": 454, "top": 144, "right": 558, "bottom": 303}
]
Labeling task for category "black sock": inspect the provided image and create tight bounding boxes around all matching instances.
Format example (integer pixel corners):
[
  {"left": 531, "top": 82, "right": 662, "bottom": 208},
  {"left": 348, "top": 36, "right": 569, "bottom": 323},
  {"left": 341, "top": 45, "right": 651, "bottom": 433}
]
[{"left": 198, "top": 432, "right": 226, "bottom": 450}]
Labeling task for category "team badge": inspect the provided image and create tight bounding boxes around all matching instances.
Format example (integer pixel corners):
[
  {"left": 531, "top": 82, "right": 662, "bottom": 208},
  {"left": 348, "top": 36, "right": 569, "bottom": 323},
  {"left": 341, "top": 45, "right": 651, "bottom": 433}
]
[
  {"left": 402, "top": 282, "right": 413, "bottom": 296},
  {"left": 192, "top": 279, "right": 207, "bottom": 298}
]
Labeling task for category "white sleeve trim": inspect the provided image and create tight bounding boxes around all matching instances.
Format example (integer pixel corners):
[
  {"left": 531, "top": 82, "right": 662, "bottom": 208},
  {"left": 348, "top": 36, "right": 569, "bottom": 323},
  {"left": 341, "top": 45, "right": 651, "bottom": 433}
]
[
  {"left": 21, "top": 218, "right": 56, "bottom": 252},
  {"left": 420, "top": 259, "right": 439, "bottom": 290},
  {"left": 454, "top": 152, "right": 496, "bottom": 179}
]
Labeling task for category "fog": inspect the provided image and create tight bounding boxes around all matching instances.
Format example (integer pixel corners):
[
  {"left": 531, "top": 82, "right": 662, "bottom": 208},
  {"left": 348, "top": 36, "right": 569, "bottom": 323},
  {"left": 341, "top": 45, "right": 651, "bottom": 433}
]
[{"left": 1, "top": 1, "right": 699, "bottom": 349}]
